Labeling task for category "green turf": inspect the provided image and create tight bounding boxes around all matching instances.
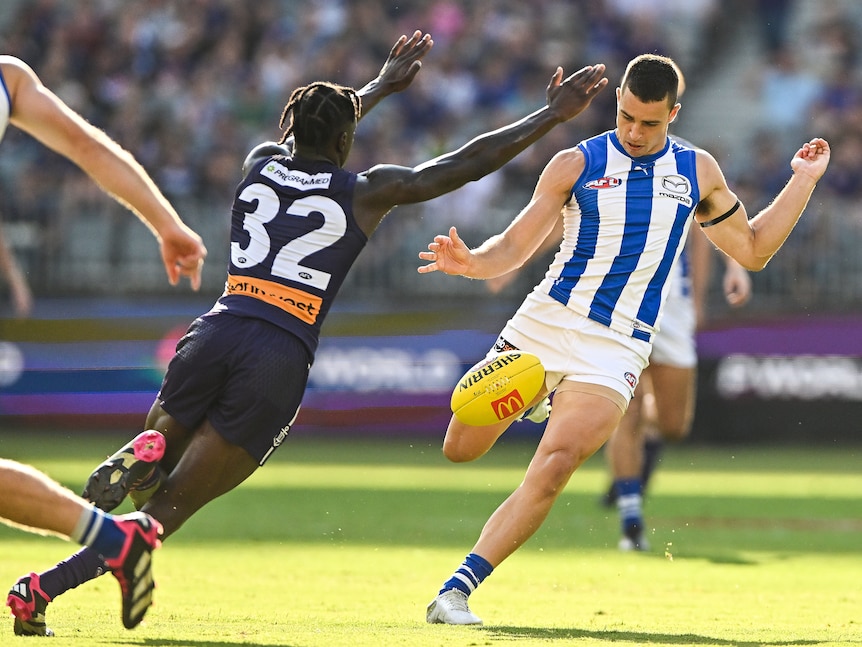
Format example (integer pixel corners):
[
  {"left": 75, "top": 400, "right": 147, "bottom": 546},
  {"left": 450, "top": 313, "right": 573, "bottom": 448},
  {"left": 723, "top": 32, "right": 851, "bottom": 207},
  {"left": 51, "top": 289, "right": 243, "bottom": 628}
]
[{"left": 0, "top": 431, "right": 860, "bottom": 646}]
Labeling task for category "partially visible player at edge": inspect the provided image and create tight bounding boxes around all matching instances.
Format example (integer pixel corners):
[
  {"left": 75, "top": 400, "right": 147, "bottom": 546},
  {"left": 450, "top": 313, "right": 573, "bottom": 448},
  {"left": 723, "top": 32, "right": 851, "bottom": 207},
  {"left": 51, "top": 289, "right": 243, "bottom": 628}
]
[
  {"left": 8, "top": 32, "right": 609, "bottom": 635},
  {"left": 0, "top": 55, "right": 207, "bottom": 290},
  {"left": 418, "top": 53, "right": 829, "bottom": 625},
  {"left": 0, "top": 53, "right": 206, "bottom": 633}
]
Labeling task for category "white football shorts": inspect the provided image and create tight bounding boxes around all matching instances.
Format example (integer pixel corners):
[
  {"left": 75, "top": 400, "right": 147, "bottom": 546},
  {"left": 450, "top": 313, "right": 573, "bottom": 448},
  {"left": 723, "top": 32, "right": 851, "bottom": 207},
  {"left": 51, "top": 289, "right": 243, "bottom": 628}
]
[
  {"left": 492, "top": 291, "right": 652, "bottom": 411},
  {"left": 650, "top": 281, "right": 697, "bottom": 368}
]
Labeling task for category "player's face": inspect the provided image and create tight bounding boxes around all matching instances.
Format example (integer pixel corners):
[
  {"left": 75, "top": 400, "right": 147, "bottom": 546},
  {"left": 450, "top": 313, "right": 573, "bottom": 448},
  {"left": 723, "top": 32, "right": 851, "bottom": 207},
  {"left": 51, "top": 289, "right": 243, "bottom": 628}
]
[{"left": 615, "top": 87, "right": 680, "bottom": 157}]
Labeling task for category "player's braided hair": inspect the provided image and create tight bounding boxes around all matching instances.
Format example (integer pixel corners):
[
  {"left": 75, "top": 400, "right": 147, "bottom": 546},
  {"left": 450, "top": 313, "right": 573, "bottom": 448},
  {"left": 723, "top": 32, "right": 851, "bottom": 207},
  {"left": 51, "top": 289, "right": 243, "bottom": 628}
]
[
  {"left": 278, "top": 82, "right": 361, "bottom": 147},
  {"left": 621, "top": 54, "right": 679, "bottom": 107}
]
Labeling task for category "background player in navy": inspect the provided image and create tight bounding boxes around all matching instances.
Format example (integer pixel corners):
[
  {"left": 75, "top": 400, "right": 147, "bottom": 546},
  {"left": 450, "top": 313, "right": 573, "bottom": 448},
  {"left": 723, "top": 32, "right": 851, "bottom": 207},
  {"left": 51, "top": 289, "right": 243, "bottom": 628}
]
[
  {"left": 12, "top": 31, "right": 610, "bottom": 634},
  {"left": 418, "top": 53, "right": 830, "bottom": 625}
]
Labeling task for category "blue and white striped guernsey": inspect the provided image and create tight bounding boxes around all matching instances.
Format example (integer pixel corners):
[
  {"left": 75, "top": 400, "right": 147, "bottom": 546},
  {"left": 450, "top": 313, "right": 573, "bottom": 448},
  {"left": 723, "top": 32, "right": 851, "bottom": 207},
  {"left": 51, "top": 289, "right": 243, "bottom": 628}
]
[
  {"left": 538, "top": 130, "right": 700, "bottom": 343},
  {"left": 0, "top": 65, "right": 10, "bottom": 142}
]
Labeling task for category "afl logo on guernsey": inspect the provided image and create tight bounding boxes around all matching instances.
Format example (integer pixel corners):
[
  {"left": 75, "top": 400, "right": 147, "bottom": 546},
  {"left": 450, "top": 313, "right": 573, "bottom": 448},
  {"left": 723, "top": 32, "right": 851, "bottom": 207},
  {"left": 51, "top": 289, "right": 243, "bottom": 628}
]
[{"left": 584, "top": 177, "right": 621, "bottom": 190}]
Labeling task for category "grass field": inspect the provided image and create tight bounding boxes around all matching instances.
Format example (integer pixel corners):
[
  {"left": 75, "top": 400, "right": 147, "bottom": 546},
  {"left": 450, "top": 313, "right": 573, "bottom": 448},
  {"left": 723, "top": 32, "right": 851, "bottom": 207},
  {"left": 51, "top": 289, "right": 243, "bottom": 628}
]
[{"left": 0, "top": 430, "right": 860, "bottom": 646}]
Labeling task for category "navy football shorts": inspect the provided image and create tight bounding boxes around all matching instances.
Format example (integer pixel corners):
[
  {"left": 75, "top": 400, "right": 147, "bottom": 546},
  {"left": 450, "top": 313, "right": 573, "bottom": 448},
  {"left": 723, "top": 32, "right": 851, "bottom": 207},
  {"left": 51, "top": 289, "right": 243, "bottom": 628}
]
[{"left": 157, "top": 311, "right": 310, "bottom": 465}]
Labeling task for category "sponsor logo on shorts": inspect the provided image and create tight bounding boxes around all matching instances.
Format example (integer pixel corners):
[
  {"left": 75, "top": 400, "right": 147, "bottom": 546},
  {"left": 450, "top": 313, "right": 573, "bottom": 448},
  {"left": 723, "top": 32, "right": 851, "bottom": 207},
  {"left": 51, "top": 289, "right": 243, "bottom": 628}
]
[
  {"left": 226, "top": 274, "right": 322, "bottom": 324},
  {"left": 272, "top": 423, "right": 291, "bottom": 447},
  {"left": 584, "top": 177, "right": 621, "bottom": 190},
  {"left": 491, "top": 389, "right": 526, "bottom": 419},
  {"left": 261, "top": 163, "right": 332, "bottom": 190},
  {"left": 624, "top": 372, "right": 638, "bottom": 388},
  {"left": 493, "top": 336, "right": 518, "bottom": 353}
]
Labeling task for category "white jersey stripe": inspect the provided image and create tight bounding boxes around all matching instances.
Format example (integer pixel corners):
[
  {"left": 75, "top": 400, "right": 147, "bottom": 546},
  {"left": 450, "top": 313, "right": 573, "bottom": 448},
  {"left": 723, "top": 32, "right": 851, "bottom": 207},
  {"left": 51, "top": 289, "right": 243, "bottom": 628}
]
[{"left": 540, "top": 131, "right": 699, "bottom": 343}]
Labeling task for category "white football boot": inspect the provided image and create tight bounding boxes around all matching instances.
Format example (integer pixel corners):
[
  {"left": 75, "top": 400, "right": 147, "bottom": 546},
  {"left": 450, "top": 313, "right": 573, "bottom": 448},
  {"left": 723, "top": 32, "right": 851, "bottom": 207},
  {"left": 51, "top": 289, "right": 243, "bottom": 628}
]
[
  {"left": 518, "top": 396, "right": 551, "bottom": 423},
  {"left": 426, "top": 589, "right": 483, "bottom": 625}
]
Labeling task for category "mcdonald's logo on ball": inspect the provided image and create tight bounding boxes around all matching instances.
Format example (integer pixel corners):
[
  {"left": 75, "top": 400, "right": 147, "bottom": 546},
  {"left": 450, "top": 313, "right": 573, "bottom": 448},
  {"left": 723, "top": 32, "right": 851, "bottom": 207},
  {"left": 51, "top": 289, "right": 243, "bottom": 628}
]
[{"left": 450, "top": 351, "right": 545, "bottom": 426}]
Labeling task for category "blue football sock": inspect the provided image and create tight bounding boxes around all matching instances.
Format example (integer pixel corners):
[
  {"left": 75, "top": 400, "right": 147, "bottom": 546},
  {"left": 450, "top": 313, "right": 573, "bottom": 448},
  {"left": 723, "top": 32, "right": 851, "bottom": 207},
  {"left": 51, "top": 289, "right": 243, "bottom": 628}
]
[
  {"left": 439, "top": 553, "right": 493, "bottom": 597},
  {"left": 615, "top": 477, "right": 643, "bottom": 535},
  {"left": 70, "top": 507, "right": 125, "bottom": 558}
]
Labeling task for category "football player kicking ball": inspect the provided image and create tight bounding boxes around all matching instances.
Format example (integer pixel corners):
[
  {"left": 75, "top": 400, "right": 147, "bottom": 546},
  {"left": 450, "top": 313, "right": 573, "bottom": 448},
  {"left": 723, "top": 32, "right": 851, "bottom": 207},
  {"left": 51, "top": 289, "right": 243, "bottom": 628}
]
[
  {"left": 483, "top": 205, "right": 753, "bottom": 552},
  {"left": 418, "top": 53, "right": 829, "bottom": 625},
  {"left": 9, "top": 31, "right": 610, "bottom": 635},
  {"left": 2, "top": 459, "right": 161, "bottom": 634}
]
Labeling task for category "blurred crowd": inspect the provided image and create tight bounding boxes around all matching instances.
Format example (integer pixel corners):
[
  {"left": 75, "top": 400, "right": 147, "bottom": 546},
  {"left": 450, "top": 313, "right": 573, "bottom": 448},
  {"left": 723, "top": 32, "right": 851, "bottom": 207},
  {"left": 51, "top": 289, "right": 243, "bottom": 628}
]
[{"left": 1, "top": 0, "right": 862, "bottom": 314}]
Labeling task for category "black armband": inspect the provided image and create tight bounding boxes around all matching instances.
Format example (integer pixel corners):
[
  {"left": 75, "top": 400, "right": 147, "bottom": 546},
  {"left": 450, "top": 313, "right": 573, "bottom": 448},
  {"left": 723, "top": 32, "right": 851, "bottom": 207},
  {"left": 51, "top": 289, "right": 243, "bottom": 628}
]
[{"left": 699, "top": 200, "right": 741, "bottom": 228}]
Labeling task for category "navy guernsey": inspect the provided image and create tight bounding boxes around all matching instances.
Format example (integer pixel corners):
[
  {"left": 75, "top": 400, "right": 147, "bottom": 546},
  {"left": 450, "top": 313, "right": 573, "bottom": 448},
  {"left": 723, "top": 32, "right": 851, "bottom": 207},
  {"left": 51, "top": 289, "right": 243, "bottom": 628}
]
[{"left": 213, "top": 155, "right": 368, "bottom": 359}]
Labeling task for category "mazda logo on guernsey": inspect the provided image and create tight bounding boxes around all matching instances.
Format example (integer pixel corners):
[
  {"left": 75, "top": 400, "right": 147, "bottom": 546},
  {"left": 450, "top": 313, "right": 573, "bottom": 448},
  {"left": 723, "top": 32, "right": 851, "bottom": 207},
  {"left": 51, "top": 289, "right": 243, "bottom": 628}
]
[
  {"left": 661, "top": 175, "right": 690, "bottom": 194},
  {"left": 491, "top": 389, "right": 526, "bottom": 419},
  {"left": 584, "top": 177, "right": 621, "bottom": 190}
]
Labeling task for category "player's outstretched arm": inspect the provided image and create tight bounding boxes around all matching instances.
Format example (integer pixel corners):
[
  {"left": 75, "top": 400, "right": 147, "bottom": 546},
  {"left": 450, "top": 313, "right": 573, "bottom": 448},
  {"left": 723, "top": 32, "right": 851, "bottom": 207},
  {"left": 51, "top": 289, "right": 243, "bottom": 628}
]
[
  {"left": 2, "top": 56, "right": 207, "bottom": 289},
  {"left": 697, "top": 138, "right": 830, "bottom": 271},
  {"left": 418, "top": 147, "right": 581, "bottom": 279},
  {"left": 242, "top": 31, "right": 432, "bottom": 177},
  {"left": 359, "top": 64, "right": 607, "bottom": 214}
]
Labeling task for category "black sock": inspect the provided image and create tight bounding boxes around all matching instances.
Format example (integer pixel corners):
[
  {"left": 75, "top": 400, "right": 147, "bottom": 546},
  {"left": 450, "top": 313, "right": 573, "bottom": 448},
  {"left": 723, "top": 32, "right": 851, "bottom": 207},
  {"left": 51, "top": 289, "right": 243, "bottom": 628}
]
[{"left": 38, "top": 548, "right": 108, "bottom": 600}]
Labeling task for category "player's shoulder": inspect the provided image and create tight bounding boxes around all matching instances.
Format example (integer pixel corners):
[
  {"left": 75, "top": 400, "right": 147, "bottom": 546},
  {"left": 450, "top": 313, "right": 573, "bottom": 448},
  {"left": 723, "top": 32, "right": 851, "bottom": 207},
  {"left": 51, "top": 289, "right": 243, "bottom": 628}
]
[
  {"left": 545, "top": 145, "right": 585, "bottom": 176},
  {"left": 0, "top": 55, "right": 23, "bottom": 70},
  {"left": 0, "top": 55, "right": 36, "bottom": 80},
  {"left": 0, "top": 56, "right": 30, "bottom": 89},
  {"left": 241, "top": 141, "right": 292, "bottom": 178},
  {"left": 669, "top": 135, "right": 701, "bottom": 152},
  {"left": 549, "top": 144, "right": 584, "bottom": 165}
]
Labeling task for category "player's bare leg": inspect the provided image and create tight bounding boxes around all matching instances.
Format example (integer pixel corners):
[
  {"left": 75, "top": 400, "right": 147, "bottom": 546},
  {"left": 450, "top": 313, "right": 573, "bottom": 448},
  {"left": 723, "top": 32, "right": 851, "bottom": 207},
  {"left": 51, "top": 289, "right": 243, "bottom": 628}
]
[
  {"left": 605, "top": 384, "right": 647, "bottom": 485},
  {"left": 649, "top": 363, "right": 696, "bottom": 442},
  {"left": 137, "top": 413, "right": 259, "bottom": 539},
  {"left": 442, "top": 391, "right": 550, "bottom": 463},
  {"left": 428, "top": 388, "right": 623, "bottom": 624},
  {"left": 0, "top": 459, "right": 90, "bottom": 539},
  {"left": 470, "top": 389, "right": 622, "bottom": 566}
]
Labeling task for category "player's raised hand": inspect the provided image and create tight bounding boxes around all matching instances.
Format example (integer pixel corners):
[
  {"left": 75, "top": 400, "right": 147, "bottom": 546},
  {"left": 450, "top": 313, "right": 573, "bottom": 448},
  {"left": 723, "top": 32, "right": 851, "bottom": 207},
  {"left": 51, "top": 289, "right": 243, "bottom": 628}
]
[
  {"left": 545, "top": 64, "right": 608, "bottom": 123},
  {"left": 790, "top": 137, "right": 830, "bottom": 183},
  {"left": 376, "top": 31, "right": 434, "bottom": 94},
  {"left": 357, "top": 31, "right": 433, "bottom": 119},
  {"left": 418, "top": 226, "right": 472, "bottom": 276}
]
